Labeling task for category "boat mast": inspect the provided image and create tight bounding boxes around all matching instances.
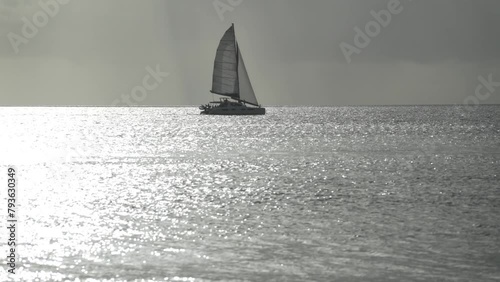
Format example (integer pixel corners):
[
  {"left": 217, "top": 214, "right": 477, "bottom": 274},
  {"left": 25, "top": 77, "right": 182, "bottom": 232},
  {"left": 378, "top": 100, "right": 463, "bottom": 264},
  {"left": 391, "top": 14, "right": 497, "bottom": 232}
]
[{"left": 233, "top": 23, "right": 240, "bottom": 100}]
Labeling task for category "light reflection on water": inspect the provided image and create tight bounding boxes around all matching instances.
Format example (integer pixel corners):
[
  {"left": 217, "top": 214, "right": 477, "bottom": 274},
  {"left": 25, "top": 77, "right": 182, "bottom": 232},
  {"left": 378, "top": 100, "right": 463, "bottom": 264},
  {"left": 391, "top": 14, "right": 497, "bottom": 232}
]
[{"left": 1, "top": 106, "right": 499, "bottom": 281}]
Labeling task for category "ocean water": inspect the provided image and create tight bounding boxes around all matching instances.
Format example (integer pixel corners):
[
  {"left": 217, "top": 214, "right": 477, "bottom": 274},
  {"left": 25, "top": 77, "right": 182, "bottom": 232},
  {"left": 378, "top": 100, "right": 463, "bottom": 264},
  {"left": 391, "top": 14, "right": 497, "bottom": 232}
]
[{"left": 0, "top": 105, "right": 499, "bottom": 281}]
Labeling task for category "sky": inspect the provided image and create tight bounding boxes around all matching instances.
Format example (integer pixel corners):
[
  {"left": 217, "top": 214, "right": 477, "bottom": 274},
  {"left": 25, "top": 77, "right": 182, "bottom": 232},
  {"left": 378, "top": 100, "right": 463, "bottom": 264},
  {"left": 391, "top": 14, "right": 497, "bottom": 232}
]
[{"left": 0, "top": 0, "right": 499, "bottom": 106}]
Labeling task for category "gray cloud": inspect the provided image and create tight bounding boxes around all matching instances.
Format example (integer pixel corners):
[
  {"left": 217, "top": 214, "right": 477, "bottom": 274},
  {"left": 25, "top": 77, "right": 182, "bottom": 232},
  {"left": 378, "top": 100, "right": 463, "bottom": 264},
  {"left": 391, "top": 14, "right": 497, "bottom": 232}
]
[
  {"left": 338, "top": 0, "right": 500, "bottom": 64},
  {"left": 0, "top": 0, "right": 499, "bottom": 106}
]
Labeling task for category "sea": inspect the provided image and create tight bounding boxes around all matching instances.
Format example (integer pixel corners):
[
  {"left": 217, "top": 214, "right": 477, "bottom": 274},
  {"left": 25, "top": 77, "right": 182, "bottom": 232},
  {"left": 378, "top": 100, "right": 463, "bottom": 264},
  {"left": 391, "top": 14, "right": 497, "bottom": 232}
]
[{"left": 0, "top": 105, "right": 499, "bottom": 281}]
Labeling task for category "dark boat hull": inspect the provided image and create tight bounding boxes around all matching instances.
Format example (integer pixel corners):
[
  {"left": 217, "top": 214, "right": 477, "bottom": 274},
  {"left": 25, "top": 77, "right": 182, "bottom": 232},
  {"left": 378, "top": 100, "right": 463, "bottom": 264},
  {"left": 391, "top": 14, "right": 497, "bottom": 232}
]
[{"left": 200, "top": 104, "right": 265, "bottom": 115}]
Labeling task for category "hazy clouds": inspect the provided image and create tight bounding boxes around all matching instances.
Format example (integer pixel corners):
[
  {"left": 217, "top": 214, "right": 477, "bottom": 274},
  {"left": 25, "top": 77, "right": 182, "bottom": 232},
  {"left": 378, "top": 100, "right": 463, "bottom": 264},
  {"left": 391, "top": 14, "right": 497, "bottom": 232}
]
[{"left": 0, "top": 0, "right": 499, "bottom": 106}]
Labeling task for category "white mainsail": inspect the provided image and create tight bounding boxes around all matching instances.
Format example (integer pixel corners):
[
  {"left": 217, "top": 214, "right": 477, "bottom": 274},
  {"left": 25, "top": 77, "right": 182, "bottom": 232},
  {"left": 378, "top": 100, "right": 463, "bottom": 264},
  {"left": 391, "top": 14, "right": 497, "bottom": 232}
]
[
  {"left": 211, "top": 24, "right": 259, "bottom": 105},
  {"left": 211, "top": 24, "right": 239, "bottom": 97}
]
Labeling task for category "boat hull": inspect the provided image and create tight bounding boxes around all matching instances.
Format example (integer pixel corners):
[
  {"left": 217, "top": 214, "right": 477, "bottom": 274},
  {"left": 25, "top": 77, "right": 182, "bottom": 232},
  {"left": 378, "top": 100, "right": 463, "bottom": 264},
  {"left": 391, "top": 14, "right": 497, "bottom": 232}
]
[{"left": 200, "top": 105, "right": 265, "bottom": 115}]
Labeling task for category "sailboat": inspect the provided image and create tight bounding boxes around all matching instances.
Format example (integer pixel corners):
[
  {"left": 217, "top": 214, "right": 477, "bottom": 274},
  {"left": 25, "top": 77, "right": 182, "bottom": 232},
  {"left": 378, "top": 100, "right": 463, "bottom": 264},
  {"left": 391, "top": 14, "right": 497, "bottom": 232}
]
[{"left": 199, "top": 24, "right": 265, "bottom": 115}]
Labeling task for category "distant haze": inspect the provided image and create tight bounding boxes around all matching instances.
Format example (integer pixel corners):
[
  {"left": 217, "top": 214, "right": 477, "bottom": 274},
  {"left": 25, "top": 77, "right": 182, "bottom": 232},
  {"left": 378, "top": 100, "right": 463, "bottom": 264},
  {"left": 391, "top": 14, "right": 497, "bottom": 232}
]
[{"left": 1, "top": 0, "right": 499, "bottom": 106}]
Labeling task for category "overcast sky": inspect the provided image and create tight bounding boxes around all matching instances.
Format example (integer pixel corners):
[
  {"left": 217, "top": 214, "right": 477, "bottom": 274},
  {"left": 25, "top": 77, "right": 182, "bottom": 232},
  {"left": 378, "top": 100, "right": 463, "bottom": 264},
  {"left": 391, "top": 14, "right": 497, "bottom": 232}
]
[{"left": 0, "top": 0, "right": 499, "bottom": 106}]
